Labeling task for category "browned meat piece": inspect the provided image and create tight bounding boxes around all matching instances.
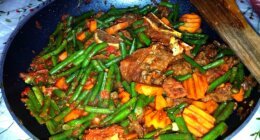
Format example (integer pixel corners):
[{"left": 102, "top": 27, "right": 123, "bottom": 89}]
[
  {"left": 120, "top": 44, "right": 173, "bottom": 85},
  {"left": 157, "top": 6, "right": 171, "bottom": 18},
  {"left": 168, "top": 59, "right": 192, "bottom": 76},
  {"left": 115, "top": 13, "right": 141, "bottom": 25},
  {"left": 83, "top": 125, "right": 125, "bottom": 140},
  {"left": 94, "top": 29, "right": 121, "bottom": 48},
  {"left": 128, "top": 121, "right": 144, "bottom": 138},
  {"left": 145, "top": 29, "right": 171, "bottom": 45},
  {"left": 194, "top": 51, "right": 211, "bottom": 66},
  {"left": 162, "top": 78, "right": 188, "bottom": 99},
  {"left": 202, "top": 83, "right": 233, "bottom": 102},
  {"left": 223, "top": 56, "right": 239, "bottom": 69},
  {"left": 205, "top": 68, "right": 226, "bottom": 83}
]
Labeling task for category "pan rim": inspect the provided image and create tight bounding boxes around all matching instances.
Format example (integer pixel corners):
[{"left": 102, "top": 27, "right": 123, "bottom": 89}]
[{"left": 0, "top": 0, "right": 259, "bottom": 139}]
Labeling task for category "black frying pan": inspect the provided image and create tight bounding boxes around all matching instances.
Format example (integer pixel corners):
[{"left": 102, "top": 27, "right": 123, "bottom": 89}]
[{"left": 0, "top": 0, "right": 259, "bottom": 139}]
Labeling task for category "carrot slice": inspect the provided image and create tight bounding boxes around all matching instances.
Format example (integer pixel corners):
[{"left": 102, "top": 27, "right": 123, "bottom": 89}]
[
  {"left": 76, "top": 32, "right": 86, "bottom": 41},
  {"left": 155, "top": 95, "right": 167, "bottom": 110},
  {"left": 64, "top": 109, "right": 84, "bottom": 123},
  {"left": 55, "top": 77, "right": 68, "bottom": 90},
  {"left": 232, "top": 88, "right": 244, "bottom": 102},
  {"left": 89, "top": 20, "right": 97, "bottom": 32},
  {"left": 105, "top": 22, "right": 129, "bottom": 35},
  {"left": 58, "top": 51, "right": 68, "bottom": 61}
]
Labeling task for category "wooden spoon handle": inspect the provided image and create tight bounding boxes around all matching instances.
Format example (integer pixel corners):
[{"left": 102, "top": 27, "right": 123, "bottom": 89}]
[{"left": 190, "top": 0, "right": 260, "bottom": 83}]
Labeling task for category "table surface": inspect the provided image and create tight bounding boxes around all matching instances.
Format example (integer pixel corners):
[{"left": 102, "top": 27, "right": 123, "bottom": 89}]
[{"left": 0, "top": 0, "right": 259, "bottom": 139}]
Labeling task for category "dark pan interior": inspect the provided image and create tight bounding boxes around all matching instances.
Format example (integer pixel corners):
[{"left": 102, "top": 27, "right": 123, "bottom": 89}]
[{"left": 1, "top": 0, "right": 260, "bottom": 139}]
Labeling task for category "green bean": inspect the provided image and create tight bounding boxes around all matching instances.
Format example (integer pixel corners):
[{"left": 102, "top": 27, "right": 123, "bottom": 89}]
[
  {"left": 66, "top": 71, "right": 79, "bottom": 83},
  {"left": 69, "top": 65, "right": 93, "bottom": 103},
  {"left": 56, "top": 66, "right": 80, "bottom": 78},
  {"left": 53, "top": 89, "right": 66, "bottom": 98},
  {"left": 213, "top": 102, "right": 227, "bottom": 118},
  {"left": 202, "top": 122, "right": 228, "bottom": 140},
  {"left": 55, "top": 32, "right": 63, "bottom": 47},
  {"left": 91, "top": 60, "right": 104, "bottom": 72},
  {"left": 32, "top": 86, "right": 44, "bottom": 106},
  {"left": 25, "top": 99, "right": 44, "bottom": 124},
  {"left": 167, "top": 102, "right": 188, "bottom": 121},
  {"left": 51, "top": 56, "right": 58, "bottom": 66},
  {"left": 165, "top": 70, "right": 174, "bottom": 76},
  {"left": 52, "top": 22, "right": 63, "bottom": 37},
  {"left": 27, "top": 91, "right": 41, "bottom": 112},
  {"left": 114, "top": 64, "right": 121, "bottom": 83},
  {"left": 67, "top": 69, "right": 84, "bottom": 96},
  {"left": 63, "top": 113, "right": 96, "bottom": 130},
  {"left": 50, "top": 99, "right": 60, "bottom": 114},
  {"left": 134, "top": 95, "right": 154, "bottom": 116},
  {"left": 119, "top": 42, "right": 127, "bottom": 59},
  {"left": 49, "top": 107, "right": 56, "bottom": 118},
  {"left": 144, "top": 125, "right": 172, "bottom": 138},
  {"left": 108, "top": 99, "right": 116, "bottom": 110},
  {"left": 129, "top": 38, "right": 136, "bottom": 55},
  {"left": 132, "top": 20, "right": 144, "bottom": 28},
  {"left": 85, "top": 106, "right": 114, "bottom": 114},
  {"left": 138, "top": 5, "right": 153, "bottom": 15},
  {"left": 175, "top": 116, "right": 189, "bottom": 133},
  {"left": 73, "top": 42, "right": 97, "bottom": 65},
  {"left": 72, "top": 121, "right": 91, "bottom": 137},
  {"left": 120, "top": 119, "right": 130, "bottom": 127},
  {"left": 40, "top": 96, "right": 51, "bottom": 117},
  {"left": 72, "top": 30, "right": 77, "bottom": 50},
  {"left": 130, "top": 82, "right": 137, "bottom": 97},
  {"left": 43, "top": 40, "right": 67, "bottom": 59},
  {"left": 54, "top": 107, "right": 71, "bottom": 122},
  {"left": 182, "top": 37, "right": 207, "bottom": 46},
  {"left": 97, "top": 19, "right": 110, "bottom": 28},
  {"left": 216, "top": 102, "right": 235, "bottom": 123},
  {"left": 191, "top": 44, "right": 202, "bottom": 56},
  {"left": 82, "top": 42, "right": 108, "bottom": 67},
  {"left": 159, "top": 1, "right": 174, "bottom": 8},
  {"left": 244, "top": 87, "right": 252, "bottom": 99},
  {"left": 89, "top": 72, "right": 105, "bottom": 102},
  {"left": 158, "top": 133, "right": 192, "bottom": 140},
  {"left": 230, "top": 67, "right": 238, "bottom": 83},
  {"left": 174, "top": 74, "right": 192, "bottom": 82},
  {"left": 74, "top": 11, "right": 94, "bottom": 25},
  {"left": 138, "top": 32, "right": 151, "bottom": 46},
  {"left": 76, "top": 40, "right": 84, "bottom": 50},
  {"left": 66, "top": 16, "right": 73, "bottom": 27},
  {"left": 101, "top": 97, "right": 137, "bottom": 125},
  {"left": 74, "top": 90, "right": 91, "bottom": 106},
  {"left": 49, "top": 129, "right": 73, "bottom": 140},
  {"left": 122, "top": 80, "right": 131, "bottom": 93},
  {"left": 183, "top": 54, "right": 206, "bottom": 73},
  {"left": 104, "top": 64, "right": 115, "bottom": 93},
  {"left": 50, "top": 50, "right": 85, "bottom": 75},
  {"left": 108, "top": 109, "right": 131, "bottom": 124},
  {"left": 203, "top": 59, "right": 225, "bottom": 70},
  {"left": 215, "top": 48, "right": 234, "bottom": 59},
  {"left": 172, "top": 4, "right": 179, "bottom": 22},
  {"left": 182, "top": 32, "right": 208, "bottom": 39},
  {"left": 207, "top": 69, "right": 232, "bottom": 92},
  {"left": 172, "top": 21, "right": 184, "bottom": 29},
  {"left": 233, "top": 63, "right": 244, "bottom": 89},
  {"left": 105, "top": 57, "right": 122, "bottom": 67},
  {"left": 46, "top": 119, "right": 58, "bottom": 135},
  {"left": 134, "top": 26, "right": 146, "bottom": 34}
]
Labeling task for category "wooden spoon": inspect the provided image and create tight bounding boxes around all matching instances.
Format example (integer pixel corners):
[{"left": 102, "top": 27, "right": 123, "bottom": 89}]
[{"left": 190, "top": 0, "right": 260, "bottom": 83}]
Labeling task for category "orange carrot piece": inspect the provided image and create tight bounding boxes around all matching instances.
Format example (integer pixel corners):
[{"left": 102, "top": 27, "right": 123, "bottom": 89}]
[
  {"left": 105, "top": 21, "right": 129, "bottom": 35},
  {"left": 55, "top": 77, "right": 68, "bottom": 90},
  {"left": 76, "top": 32, "right": 86, "bottom": 41},
  {"left": 192, "top": 101, "right": 206, "bottom": 110},
  {"left": 161, "top": 17, "right": 170, "bottom": 26},
  {"left": 155, "top": 95, "right": 167, "bottom": 110},
  {"left": 64, "top": 109, "right": 83, "bottom": 123},
  {"left": 58, "top": 51, "right": 68, "bottom": 61},
  {"left": 125, "top": 133, "right": 138, "bottom": 140},
  {"left": 193, "top": 73, "right": 203, "bottom": 99},
  {"left": 118, "top": 91, "right": 130, "bottom": 103},
  {"left": 205, "top": 100, "right": 219, "bottom": 114},
  {"left": 89, "top": 20, "right": 97, "bottom": 32},
  {"left": 179, "top": 13, "right": 201, "bottom": 33},
  {"left": 232, "top": 88, "right": 244, "bottom": 102}
]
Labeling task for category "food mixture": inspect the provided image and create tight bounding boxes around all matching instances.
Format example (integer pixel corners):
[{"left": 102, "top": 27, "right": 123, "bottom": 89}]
[{"left": 20, "top": 1, "right": 257, "bottom": 140}]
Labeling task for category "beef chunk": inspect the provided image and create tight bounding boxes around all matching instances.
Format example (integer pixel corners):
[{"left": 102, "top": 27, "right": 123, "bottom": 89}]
[
  {"left": 168, "top": 59, "right": 192, "bottom": 76},
  {"left": 120, "top": 44, "right": 173, "bottom": 85},
  {"left": 162, "top": 78, "right": 187, "bottom": 99}
]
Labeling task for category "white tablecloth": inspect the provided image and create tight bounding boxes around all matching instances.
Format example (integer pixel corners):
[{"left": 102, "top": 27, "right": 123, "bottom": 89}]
[{"left": 0, "top": 0, "right": 259, "bottom": 139}]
